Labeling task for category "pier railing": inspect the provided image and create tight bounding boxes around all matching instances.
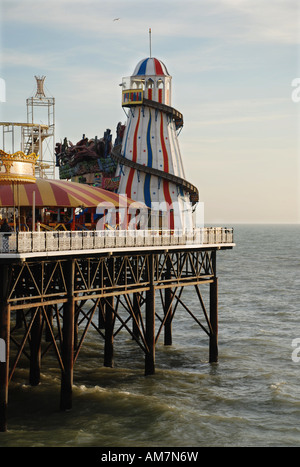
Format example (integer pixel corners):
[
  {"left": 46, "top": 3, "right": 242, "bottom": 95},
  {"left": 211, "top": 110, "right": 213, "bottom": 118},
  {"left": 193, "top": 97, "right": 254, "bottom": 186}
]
[{"left": 0, "top": 227, "right": 234, "bottom": 254}]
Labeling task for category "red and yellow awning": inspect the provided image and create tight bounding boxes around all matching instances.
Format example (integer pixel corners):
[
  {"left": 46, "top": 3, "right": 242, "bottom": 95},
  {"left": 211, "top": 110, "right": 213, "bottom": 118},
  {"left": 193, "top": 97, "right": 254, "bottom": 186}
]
[{"left": 0, "top": 178, "right": 139, "bottom": 208}]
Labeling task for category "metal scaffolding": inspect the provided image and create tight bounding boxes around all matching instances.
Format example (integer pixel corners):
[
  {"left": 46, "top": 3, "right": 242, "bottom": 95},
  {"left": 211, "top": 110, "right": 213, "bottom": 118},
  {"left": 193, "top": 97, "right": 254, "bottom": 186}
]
[
  {"left": 26, "top": 76, "right": 55, "bottom": 179},
  {"left": 0, "top": 77, "right": 55, "bottom": 179}
]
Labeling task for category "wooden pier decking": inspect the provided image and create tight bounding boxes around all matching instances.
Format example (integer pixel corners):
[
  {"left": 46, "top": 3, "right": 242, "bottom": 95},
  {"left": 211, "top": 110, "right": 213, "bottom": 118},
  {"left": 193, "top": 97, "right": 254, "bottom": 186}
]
[{"left": 0, "top": 228, "right": 234, "bottom": 431}]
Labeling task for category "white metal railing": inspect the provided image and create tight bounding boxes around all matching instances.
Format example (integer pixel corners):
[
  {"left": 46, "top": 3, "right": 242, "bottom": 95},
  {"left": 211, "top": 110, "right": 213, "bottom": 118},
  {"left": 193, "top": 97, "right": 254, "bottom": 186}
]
[{"left": 0, "top": 227, "right": 234, "bottom": 254}]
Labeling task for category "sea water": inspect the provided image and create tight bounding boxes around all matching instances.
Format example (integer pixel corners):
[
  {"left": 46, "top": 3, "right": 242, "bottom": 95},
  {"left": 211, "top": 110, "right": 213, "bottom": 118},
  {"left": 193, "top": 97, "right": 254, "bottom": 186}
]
[{"left": 1, "top": 224, "right": 300, "bottom": 447}]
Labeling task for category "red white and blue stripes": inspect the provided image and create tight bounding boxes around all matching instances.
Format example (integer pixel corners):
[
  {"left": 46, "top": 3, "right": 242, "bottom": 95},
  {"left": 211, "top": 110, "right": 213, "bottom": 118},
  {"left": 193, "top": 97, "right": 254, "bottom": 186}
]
[
  {"left": 133, "top": 58, "right": 169, "bottom": 77},
  {"left": 117, "top": 56, "right": 193, "bottom": 230},
  {"left": 121, "top": 106, "right": 181, "bottom": 219}
]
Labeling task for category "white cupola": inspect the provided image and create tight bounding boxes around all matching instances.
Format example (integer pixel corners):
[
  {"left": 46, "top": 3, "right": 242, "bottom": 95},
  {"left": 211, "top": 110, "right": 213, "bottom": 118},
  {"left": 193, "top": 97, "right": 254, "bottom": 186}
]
[{"left": 122, "top": 57, "right": 172, "bottom": 106}]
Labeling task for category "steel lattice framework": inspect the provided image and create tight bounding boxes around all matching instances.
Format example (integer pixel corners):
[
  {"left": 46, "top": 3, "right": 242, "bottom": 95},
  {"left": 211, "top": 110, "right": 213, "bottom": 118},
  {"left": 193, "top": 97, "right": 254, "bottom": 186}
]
[{"left": 0, "top": 244, "right": 227, "bottom": 430}]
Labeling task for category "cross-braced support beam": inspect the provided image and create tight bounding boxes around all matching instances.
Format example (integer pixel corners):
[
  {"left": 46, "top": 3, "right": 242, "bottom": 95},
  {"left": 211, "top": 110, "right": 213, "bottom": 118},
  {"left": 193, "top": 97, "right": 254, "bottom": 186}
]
[{"left": 0, "top": 245, "right": 225, "bottom": 430}]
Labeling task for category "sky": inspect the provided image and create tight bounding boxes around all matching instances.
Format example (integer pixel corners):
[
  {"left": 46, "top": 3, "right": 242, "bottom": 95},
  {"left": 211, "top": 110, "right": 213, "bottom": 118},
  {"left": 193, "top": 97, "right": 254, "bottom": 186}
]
[{"left": 0, "top": 0, "right": 299, "bottom": 224}]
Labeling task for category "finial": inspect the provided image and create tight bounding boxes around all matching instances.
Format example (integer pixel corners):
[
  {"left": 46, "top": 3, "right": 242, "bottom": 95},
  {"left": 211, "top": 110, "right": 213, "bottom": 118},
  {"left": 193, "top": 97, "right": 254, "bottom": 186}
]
[
  {"left": 34, "top": 76, "right": 46, "bottom": 98},
  {"left": 149, "top": 28, "right": 152, "bottom": 58}
]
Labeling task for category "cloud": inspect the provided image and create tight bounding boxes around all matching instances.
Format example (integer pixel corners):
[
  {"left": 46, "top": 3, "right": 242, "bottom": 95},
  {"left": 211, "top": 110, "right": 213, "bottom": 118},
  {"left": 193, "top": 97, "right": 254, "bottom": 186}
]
[
  {"left": 2, "top": 0, "right": 298, "bottom": 45},
  {"left": 188, "top": 97, "right": 293, "bottom": 124},
  {"left": 213, "top": 0, "right": 299, "bottom": 44},
  {"left": 1, "top": 49, "right": 61, "bottom": 69}
]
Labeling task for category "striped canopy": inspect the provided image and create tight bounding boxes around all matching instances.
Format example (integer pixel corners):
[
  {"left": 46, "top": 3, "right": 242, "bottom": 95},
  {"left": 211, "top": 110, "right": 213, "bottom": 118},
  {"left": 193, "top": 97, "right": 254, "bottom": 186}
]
[
  {"left": 132, "top": 57, "right": 169, "bottom": 77},
  {"left": 0, "top": 178, "right": 139, "bottom": 208}
]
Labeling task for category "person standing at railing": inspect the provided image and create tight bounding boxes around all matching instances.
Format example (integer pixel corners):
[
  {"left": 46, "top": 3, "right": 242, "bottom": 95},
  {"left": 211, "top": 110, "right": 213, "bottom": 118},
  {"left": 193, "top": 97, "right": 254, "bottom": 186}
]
[
  {"left": 0, "top": 218, "right": 12, "bottom": 253},
  {"left": 0, "top": 218, "right": 12, "bottom": 233}
]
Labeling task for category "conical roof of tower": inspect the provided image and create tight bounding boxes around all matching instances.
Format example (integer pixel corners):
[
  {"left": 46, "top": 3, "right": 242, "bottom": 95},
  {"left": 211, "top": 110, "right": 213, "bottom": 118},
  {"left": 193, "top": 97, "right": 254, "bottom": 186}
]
[{"left": 132, "top": 57, "right": 170, "bottom": 77}]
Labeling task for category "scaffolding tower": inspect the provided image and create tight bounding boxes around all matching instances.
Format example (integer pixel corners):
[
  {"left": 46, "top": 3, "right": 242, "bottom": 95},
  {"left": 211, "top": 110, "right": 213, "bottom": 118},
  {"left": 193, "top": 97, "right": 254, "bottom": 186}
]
[{"left": 26, "top": 76, "right": 55, "bottom": 179}]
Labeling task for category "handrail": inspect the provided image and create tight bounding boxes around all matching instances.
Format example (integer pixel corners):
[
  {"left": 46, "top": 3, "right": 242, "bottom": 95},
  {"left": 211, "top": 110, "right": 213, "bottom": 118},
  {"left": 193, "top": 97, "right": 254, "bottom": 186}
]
[
  {"left": 111, "top": 145, "right": 199, "bottom": 205},
  {"left": 122, "top": 97, "right": 183, "bottom": 129},
  {"left": 142, "top": 98, "right": 184, "bottom": 129},
  {"left": 0, "top": 228, "right": 234, "bottom": 255}
]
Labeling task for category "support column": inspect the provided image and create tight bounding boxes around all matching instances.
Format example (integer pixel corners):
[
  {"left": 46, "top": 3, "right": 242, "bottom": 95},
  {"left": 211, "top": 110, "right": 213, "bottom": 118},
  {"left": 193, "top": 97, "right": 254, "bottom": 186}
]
[
  {"left": 98, "top": 298, "right": 105, "bottom": 330},
  {"left": 45, "top": 305, "right": 53, "bottom": 342},
  {"left": 29, "top": 307, "right": 42, "bottom": 386},
  {"left": 145, "top": 254, "right": 155, "bottom": 375},
  {"left": 0, "top": 264, "right": 10, "bottom": 432},
  {"left": 132, "top": 257, "right": 141, "bottom": 340},
  {"left": 60, "top": 259, "right": 75, "bottom": 411},
  {"left": 132, "top": 293, "right": 141, "bottom": 340},
  {"left": 98, "top": 258, "right": 105, "bottom": 330},
  {"left": 104, "top": 258, "right": 114, "bottom": 367},
  {"left": 15, "top": 310, "right": 22, "bottom": 329},
  {"left": 104, "top": 296, "right": 114, "bottom": 367},
  {"left": 209, "top": 251, "right": 218, "bottom": 363},
  {"left": 164, "top": 257, "right": 172, "bottom": 346}
]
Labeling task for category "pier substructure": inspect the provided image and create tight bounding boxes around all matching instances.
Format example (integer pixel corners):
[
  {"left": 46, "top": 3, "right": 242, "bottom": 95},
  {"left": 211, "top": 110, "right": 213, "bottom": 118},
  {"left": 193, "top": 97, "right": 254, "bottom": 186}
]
[{"left": 0, "top": 242, "right": 232, "bottom": 431}]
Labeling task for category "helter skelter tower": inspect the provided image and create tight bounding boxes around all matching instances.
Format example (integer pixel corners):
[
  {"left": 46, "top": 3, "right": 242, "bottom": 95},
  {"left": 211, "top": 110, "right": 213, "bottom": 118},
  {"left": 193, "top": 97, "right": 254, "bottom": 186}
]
[{"left": 113, "top": 50, "right": 199, "bottom": 230}]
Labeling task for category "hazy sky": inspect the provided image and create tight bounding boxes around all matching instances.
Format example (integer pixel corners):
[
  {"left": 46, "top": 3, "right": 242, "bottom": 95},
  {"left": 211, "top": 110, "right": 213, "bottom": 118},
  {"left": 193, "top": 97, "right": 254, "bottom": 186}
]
[{"left": 0, "top": 0, "right": 299, "bottom": 224}]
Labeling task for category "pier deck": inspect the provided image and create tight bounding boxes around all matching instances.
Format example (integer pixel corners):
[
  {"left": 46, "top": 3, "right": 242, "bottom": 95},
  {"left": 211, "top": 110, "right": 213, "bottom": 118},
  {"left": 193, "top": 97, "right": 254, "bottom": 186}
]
[{"left": 0, "top": 227, "right": 234, "bottom": 431}]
